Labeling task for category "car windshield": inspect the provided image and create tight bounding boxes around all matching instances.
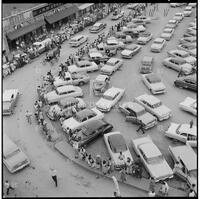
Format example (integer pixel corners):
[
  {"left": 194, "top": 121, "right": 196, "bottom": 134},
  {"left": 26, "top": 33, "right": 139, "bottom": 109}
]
[
  {"left": 4, "top": 148, "right": 20, "bottom": 159},
  {"left": 146, "top": 155, "right": 164, "bottom": 164}
]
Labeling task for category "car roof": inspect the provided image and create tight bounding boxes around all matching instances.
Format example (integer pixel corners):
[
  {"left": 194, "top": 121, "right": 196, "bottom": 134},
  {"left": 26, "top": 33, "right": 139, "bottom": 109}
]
[
  {"left": 169, "top": 19, "right": 176, "bottom": 23},
  {"left": 96, "top": 74, "right": 108, "bottom": 81},
  {"left": 57, "top": 85, "right": 75, "bottom": 93},
  {"left": 76, "top": 109, "right": 94, "bottom": 120},
  {"left": 179, "top": 124, "right": 196, "bottom": 136},
  {"left": 139, "top": 142, "right": 162, "bottom": 158},
  {"left": 59, "top": 97, "right": 78, "bottom": 107},
  {"left": 143, "top": 56, "right": 153, "bottom": 62},
  {"left": 93, "top": 22, "right": 102, "bottom": 26},
  {"left": 104, "top": 87, "right": 121, "bottom": 97},
  {"left": 140, "top": 94, "right": 161, "bottom": 105},
  {"left": 125, "top": 102, "right": 144, "bottom": 113},
  {"left": 71, "top": 35, "right": 84, "bottom": 40},
  {"left": 107, "top": 58, "right": 120, "bottom": 64},
  {"left": 126, "top": 43, "right": 138, "bottom": 49},
  {"left": 146, "top": 73, "right": 160, "bottom": 82},
  {"left": 179, "top": 74, "right": 196, "bottom": 81},
  {"left": 89, "top": 51, "right": 103, "bottom": 57},
  {"left": 77, "top": 60, "right": 91, "bottom": 65},
  {"left": 172, "top": 49, "right": 188, "bottom": 56},
  {"left": 154, "top": 38, "right": 164, "bottom": 42},
  {"left": 3, "top": 89, "right": 18, "bottom": 102},
  {"left": 82, "top": 119, "right": 106, "bottom": 132}
]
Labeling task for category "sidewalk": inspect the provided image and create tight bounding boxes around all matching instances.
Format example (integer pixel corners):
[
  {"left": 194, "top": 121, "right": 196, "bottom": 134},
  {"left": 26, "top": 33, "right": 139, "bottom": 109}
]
[{"left": 54, "top": 140, "right": 187, "bottom": 197}]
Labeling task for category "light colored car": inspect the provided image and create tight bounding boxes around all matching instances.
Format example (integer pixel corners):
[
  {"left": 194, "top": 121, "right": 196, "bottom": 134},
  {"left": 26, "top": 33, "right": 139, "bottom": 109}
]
[
  {"left": 89, "top": 22, "right": 106, "bottom": 33},
  {"left": 3, "top": 134, "right": 30, "bottom": 173},
  {"left": 179, "top": 36, "right": 196, "bottom": 45},
  {"left": 137, "top": 32, "right": 153, "bottom": 44},
  {"left": 3, "top": 89, "right": 19, "bottom": 115},
  {"left": 165, "top": 19, "right": 178, "bottom": 29},
  {"left": 177, "top": 44, "right": 196, "bottom": 57},
  {"left": 44, "top": 85, "right": 83, "bottom": 104},
  {"left": 134, "top": 15, "right": 151, "bottom": 24},
  {"left": 132, "top": 135, "right": 173, "bottom": 182},
  {"left": 104, "top": 132, "right": 133, "bottom": 169},
  {"left": 165, "top": 123, "right": 197, "bottom": 147},
  {"left": 151, "top": 38, "right": 166, "bottom": 52},
  {"left": 179, "top": 97, "right": 196, "bottom": 116},
  {"left": 93, "top": 74, "right": 110, "bottom": 95},
  {"left": 100, "top": 58, "right": 123, "bottom": 75},
  {"left": 134, "top": 93, "right": 172, "bottom": 121},
  {"left": 111, "top": 10, "right": 124, "bottom": 20},
  {"left": 68, "top": 60, "right": 98, "bottom": 73},
  {"left": 119, "top": 101, "right": 157, "bottom": 129},
  {"left": 183, "top": 6, "right": 192, "bottom": 17},
  {"left": 96, "top": 87, "right": 125, "bottom": 112},
  {"left": 62, "top": 108, "right": 104, "bottom": 132},
  {"left": 105, "top": 37, "right": 125, "bottom": 51},
  {"left": 161, "top": 28, "right": 174, "bottom": 41},
  {"left": 167, "top": 49, "right": 196, "bottom": 65},
  {"left": 69, "top": 35, "right": 88, "bottom": 47},
  {"left": 121, "top": 44, "right": 141, "bottom": 59},
  {"left": 162, "top": 57, "right": 194, "bottom": 75},
  {"left": 142, "top": 73, "right": 166, "bottom": 94},
  {"left": 140, "top": 56, "right": 153, "bottom": 74},
  {"left": 173, "top": 12, "right": 184, "bottom": 22},
  {"left": 33, "top": 38, "right": 52, "bottom": 54}
]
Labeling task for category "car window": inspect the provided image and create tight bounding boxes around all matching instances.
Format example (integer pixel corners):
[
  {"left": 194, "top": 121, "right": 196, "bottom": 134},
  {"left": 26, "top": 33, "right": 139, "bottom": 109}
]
[
  {"left": 88, "top": 114, "right": 95, "bottom": 119},
  {"left": 78, "top": 37, "right": 83, "bottom": 41},
  {"left": 82, "top": 117, "right": 87, "bottom": 122},
  {"left": 126, "top": 107, "right": 136, "bottom": 116},
  {"left": 187, "top": 134, "right": 196, "bottom": 141}
]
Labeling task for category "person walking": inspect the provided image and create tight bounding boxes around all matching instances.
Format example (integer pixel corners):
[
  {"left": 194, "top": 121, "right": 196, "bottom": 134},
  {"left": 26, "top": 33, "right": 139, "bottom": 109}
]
[
  {"left": 125, "top": 157, "right": 133, "bottom": 175},
  {"left": 50, "top": 168, "right": 58, "bottom": 187},
  {"left": 25, "top": 110, "right": 33, "bottom": 124},
  {"left": 118, "top": 151, "right": 125, "bottom": 165},
  {"left": 107, "top": 158, "right": 115, "bottom": 174},
  {"left": 136, "top": 121, "right": 145, "bottom": 134},
  {"left": 190, "top": 119, "right": 194, "bottom": 128},
  {"left": 4, "top": 180, "right": 14, "bottom": 196},
  {"left": 119, "top": 168, "right": 126, "bottom": 183}
]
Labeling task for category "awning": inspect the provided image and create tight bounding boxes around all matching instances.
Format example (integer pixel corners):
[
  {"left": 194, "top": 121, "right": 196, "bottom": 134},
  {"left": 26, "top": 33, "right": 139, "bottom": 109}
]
[
  {"left": 78, "top": 3, "right": 94, "bottom": 10},
  {"left": 45, "top": 5, "right": 79, "bottom": 24},
  {"left": 6, "top": 19, "right": 45, "bottom": 41}
]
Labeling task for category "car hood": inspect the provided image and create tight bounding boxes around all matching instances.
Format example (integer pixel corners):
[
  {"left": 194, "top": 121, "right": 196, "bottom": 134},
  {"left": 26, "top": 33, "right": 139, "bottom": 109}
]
[
  {"left": 121, "top": 49, "right": 133, "bottom": 56},
  {"left": 166, "top": 123, "right": 179, "bottom": 134},
  {"left": 68, "top": 65, "right": 78, "bottom": 72},
  {"left": 101, "top": 65, "right": 114, "bottom": 72},
  {"left": 161, "top": 33, "right": 171, "bottom": 37},
  {"left": 154, "top": 105, "right": 171, "bottom": 116},
  {"left": 62, "top": 117, "right": 80, "bottom": 131},
  {"left": 138, "top": 112, "right": 156, "bottom": 125},
  {"left": 151, "top": 82, "right": 166, "bottom": 90},
  {"left": 151, "top": 43, "right": 161, "bottom": 49},
  {"left": 96, "top": 98, "right": 112, "bottom": 109}
]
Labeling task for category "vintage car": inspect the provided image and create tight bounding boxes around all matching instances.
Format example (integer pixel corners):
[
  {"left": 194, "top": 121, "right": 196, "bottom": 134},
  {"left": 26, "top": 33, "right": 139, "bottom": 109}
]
[
  {"left": 185, "top": 28, "right": 196, "bottom": 36},
  {"left": 137, "top": 32, "right": 153, "bottom": 45},
  {"left": 97, "top": 42, "right": 118, "bottom": 57},
  {"left": 151, "top": 38, "right": 166, "bottom": 52},
  {"left": 115, "top": 32, "right": 133, "bottom": 44},
  {"left": 121, "top": 44, "right": 141, "bottom": 59},
  {"left": 133, "top": 15, "right": 151, "bottom": 24},
  {"left": 111, "top": 10, "right": 124, "bottom": 20},
  {"left": 177, "top": 44, "right": 196, "bottom": 57},
  {"left": 3, "top": 134, "right": 30, "bottom": 173},
  {"left": 132, "top": 135, "right": 173, "bottom": 182},
  {"left": 69, "top": 35, "right": 88, "bottom": 47},
  {"left": 3, "top": 89, "right": 19, "bottom": 115},
  {"left": 183, "top": 31, "right": 196, "bottom": 38},
  {"left": 62, "top": 108, "right": 104, "bottom": 132},
  {"left": 165, "top": 123, "right": 197, "bottom": 147},
  {"left": 183, "top": 6, "right": 192, "bottom": 17},
  {"left": 179, "top": 97, "right": 196, "bottom": 116},
  {"left": 33, "top": 38, "right": 52, "bottom": 54},
  {"left": 104, "top": 132, "right": 133, "bottom": 169},
  {"left": 140, "top": 56, "right": 154, "bottom": 74},
  {"left": 88, "top": 49, "right": 110, "bottom": 65},
  {"left": 96, "top": 87, "right": 125, "bottom": 112},
  {"left": 179, "top": 36, "right": 196, "bottom": 45},
  {"left": 142, "top": 73, "right": 166, "bottom": 94},
  {"left": 161, "top": 28, "right": 175, "bottom": 41},
  {"left": 165, "top": 19, "right": 178, "bottom": 29},
  {"left": 122, "top": 28, "right": 139, "bottom": 38},
  {"left": 93, "top": 74, "right": 110, "bottom": 95},
  {"left": 119, "top": 101, "right": 157, "bottom": 129},
  {"left": 105, "top": 37, "right": 125, "bottom": 51},
  {"left": 134, "top": 93, "right": 172, "bottom": 121},
  {"left": 173, "top": 12, "right": 184, "bottom": 22},
  {"left": 89, "top": 22, "right": 106, "bottom": 33}
]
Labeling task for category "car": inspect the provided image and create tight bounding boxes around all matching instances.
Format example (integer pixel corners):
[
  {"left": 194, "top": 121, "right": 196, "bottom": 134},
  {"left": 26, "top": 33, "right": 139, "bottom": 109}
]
[
  {"left": 140, "top": 56, "right": 153, "bottom": 74},
  {"left": 121, "top": 44, "right": 141, "bottom": 59},
  {"left": 46, "top": 97, "right": 86, "bottom": 120},
  {"left": 32, "top": 38, "right": 52, "bottom": 54},
  {"left": 133, "top": 24, "right": 146, "bottom": 32},
  {"left": 134, "top": 94, "right": 172, "bottom": 121},
  {"left": 189, "top": 21, "right": 196, "bottom": 27},
  {"left": 88, "top": 49, "right": 110, "bottom": 65},
  {"left": 134, "top": 15, "right": 151, "bottom": 24},
  {"left": 132, "top": 135, "right": 173, "bottom": 182},
  {"left": 173, "top": 12, "right": 184, "bottom": 22},
  {"left": 69, "top": 35, "right": 88, "bottom": 47},
  {"left": 131, "top": 19, "right": 146, "bottom": 27},
  {"left": 137, "top": 32, "right": 153, "bottom": 44},
  {"left": 183, "top": 6, "right": 192, "bottom": 17},
  {"left": 62, "top": 108, "right": 104, "bottom": 132},
  {"left": 115, "top": 32, "right": 133, "bottom": 44},
  {"left": 111, "top": 10, "right": 124, "bottom": 20},
  {"left": 89, "top": 22, "right": 106, "bottom": 33},
  {"left": 3, "top": 134, "right": 30, "bottom": 173},
  {"left": 150, "top": 38, "right": 166, "bottom": 52},
  {"left": 105, "top": 37, "right": 125, "bottom": 51},
  {"left": 162, "top": 57, "right": 194, "bottom": 75},
  {"left": 68, "top": 60, "right": 98, "bottom": 73},
  {"left": 186, "top": 28, "right": 196, "bottom": 36},
  {"left": 165, "top": 19, "right": 178, "bottom": 29},
  {"left": 44, "top": 85, "right": 83, "bottom": 104},
  {"left": 142, "top": 73, "right": 166, "bottom": 94},
  {"left": 104, "top": 132, "right": 133, "bottom": 169},
  {"left": 97, "top": 42, "right": 118, "bottom": 57},
  {"left": 122, "top": 28, "right": 139, "bottom": 38},
  {"left": 100, "top": 58, "right": 123, "bottom": 75},
  {"left": 73, "top": 119, "right": 113, "bottom": 147},
  {"left": 165, "top": 123, "right": 197, "bottom": 147},
  {"left": 188, "top": 3, "right": 196, "bottom": 7},
  {"left": 93, "top": 74, "right": 110, "bottom": 96},
  {"left": 96, "top": 87, "right": 125, "bottom": 112},
  {"left": 170, "top": 3, "right": 180, "bottom": 7},
  {"left": 119, "top": 101, "right": 157, "bottom": 129},
  {"left": 174, "top": 74, "right": 197, "bottom": 91},
  {"left": 3, "top": 89, "right": 19, "bottom": 115},
  {"left": 179, "top": 97, "right": 196, "bottom": 116},
  {"left": 179, "top": 36, "right": 196, "bottom": 45},
  {"left": 167, "top": 49, "right": 196, "bottom": 65},
  {"left": 168, "top": 144, "right": 197, "bottom": 194},
  {"left": 177, "top": 44, "right": 196, "bottom": 57},
  {"left": 160, "top": 28, "right": 174, "bottom": 41}
]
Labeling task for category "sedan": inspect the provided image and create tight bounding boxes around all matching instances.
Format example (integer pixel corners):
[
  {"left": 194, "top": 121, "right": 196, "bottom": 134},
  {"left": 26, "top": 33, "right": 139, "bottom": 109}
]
[
  {"left": 119, "top": 101, "right": 157, "bottom": 129},
  {"left": 134, "top": 94, "right": 172, "bottom": 121},
  {"left": 96, "top": 87, "right": 125, "bottom": 112},
  {"left": 88, "top": 49, "right": 110, "bottom": 65},
  {"left": 89, "top": 22, "right": 106, "bottom": 33},
  {"left": 132, "top": 136, "right": 173, "bottom": 182},
  {"left": 121, "top": 44, "right": 141, "bottom": 59},
  {"left": 173, "top": 12, "right": 184, "bottom": 22},
  {"left": 104, "top": 132, "right": 133, "bottom": 169},
  {"left": 165, "top": 123, "right": 197, "bottom": 147},
  {"left": 179, "top": 36, "right": 196, "bottom": 45},
  {"left": 142, "top": 73, "right": 166, "bottom": 94},
  {"left": 186, "top": 28, "right": 196, "bottom": 36},
  {"left": 151, "top": 38, "right": 166, "bottom": 52},
  {"left": 183, "top": 6, "right": 192, "bottom": 17},
  {"left": 134, "top": 15, "right": 151, "bottom": 24},
  {"left": 111, "top": 10, "right": 124, "bottom": 20},
  {"left": 177, "top": 44, "right": 196, "bottom": 57},
  {"left": 179, "top": 97, "right": 196, "bottom": 116},
  {"left": 160, "top": 28, "right": 174, "bottom": 41},
  {"left": 165, "top": 19, "right": 178, "bottom": 29},
  {"left": 137, "top": 32, "right": 153, "bottom": 44},
  {"left": 140, "top": 56, "right": 153, "bottom": 74}
]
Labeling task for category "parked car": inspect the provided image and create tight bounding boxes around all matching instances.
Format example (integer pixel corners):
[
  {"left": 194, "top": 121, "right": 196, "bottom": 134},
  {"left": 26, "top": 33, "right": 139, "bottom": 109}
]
[
  {"left": 62, "top": 108, "right": 104, "bottom": 132},
  {"left": 132, "top": 18, "right": 147, "bottom": 25},
  {"left": 137, "top": 32, "right": 153, "bottom": 44},
  {"left": 105, "top": 37, "right": 125, "bottom": 51},
  {"left": 89, "top": 22, "right": 106, "bottom": 33},
  {"left": 134, "top": 94, "right": 172, "bottom": 121},
  {"left": 134, "top": 15, "right": 151, "bottom": 24},
  {"left": 122, "top": 28, "right": 139, "bottom": 38},
  {"left": 170, "top": 3, "right": 180, "bottom": 7},
  {"left": 88, "top": 49, "right": 110, "bottom": 64},
  {"left": 69, "top": 35, "right": 88, "bottom": 47},
  {"left": 140, "top": 56, "right": 153, "bottom": 74},
  {"left": 179, "top": 97, "right": 196, "bottom": 116},
  {"left": 3, "top": 134, "right": 30, "bottom": 173},
  {"left": 161, "top": 28, "right": 174, "bottom": 41},
  {"left": 33, "top": 38, "right": 52, "bottom": 54},
  {"left": 132, "top": 135, "right": 173, "bottom": 182},
  {"left": 111, "top": 10, "right": 124, "bottom": 20},
  {"left": 183, "top": 6, "right": 192, "bottom": 17},
  {"left": 179, "top": 36, "right": 196, "bottom": 45},
  {"left": 3, "top": 89, "right": 19, "bottom": 115},
  {"left": 96, "top": 87, "right": 125, "bottom": 112},
  {"left": 165, "top": 19, "right": 178, "bottom": 29},
  {"left": 121, "top": 44, "right": 141, "bottom": 59},
  {"left": 173, "top": 12, "right": 184, "bottom": 22},
  {"left": 151, "top": 38, "right": 166, "bottom": 52},
  {"left": 142, "top": 73, "right": 166, "bottom": 94},
  {"left": 97, "top": 42, "right": 117, "bottom": 57},
  {"left": 177, "top": 44, "right": 196, "bottom": 57},
  {"left": 119, "top": 101, "right": 157, "bottom": 129},
  {"left": 115, "top": 32, "right": 133, "bottom": 44},
  {"left": 185, "top": 28, "right": 196, "bottom": 36},
  {"left": 183, "top": 31, "right": 196, "bottom": 38},
  {"left": 104, "top": 132, "right": 133, "bottom": 169}
]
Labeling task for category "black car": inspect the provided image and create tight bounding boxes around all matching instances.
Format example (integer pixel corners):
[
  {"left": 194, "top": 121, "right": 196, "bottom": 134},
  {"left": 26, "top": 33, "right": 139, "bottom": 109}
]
[
  {"left": 73, "top": 119, "right": 113, "bottom": 147},
  {"left": 174, "top": 74, "right": 196, "bottom": 91}
]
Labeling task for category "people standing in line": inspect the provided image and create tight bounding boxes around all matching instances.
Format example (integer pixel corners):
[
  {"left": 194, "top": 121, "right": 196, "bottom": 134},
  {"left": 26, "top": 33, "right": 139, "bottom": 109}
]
[
  {"left": 4, "top": 180, "right": 15, "bottom": 196},
  {"left": 50, "top": 168, "right": 58, "bottom": 187},
  {"left": 25, "top": 110, "right": 33, "bottom": 124}
]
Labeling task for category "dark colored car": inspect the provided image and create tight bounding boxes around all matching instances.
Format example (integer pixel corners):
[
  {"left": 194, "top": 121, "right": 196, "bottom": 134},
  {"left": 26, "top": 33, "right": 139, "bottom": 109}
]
[
  {"left": 174, "top": 74, "right": 196, "bottom": 91},
  {"left": 73, "top": 119, "right": 113, "bottom": 147}
]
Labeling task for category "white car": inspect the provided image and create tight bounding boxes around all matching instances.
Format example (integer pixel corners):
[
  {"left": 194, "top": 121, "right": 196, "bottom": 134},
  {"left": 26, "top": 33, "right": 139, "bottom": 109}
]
[
  {"left": 132, "top": 135, "right": 173, "bottom": 182},
  {"left": 188, "top": 3, "right": 196, "bottom": 7},
  {"left": 142, "top": 73, "right": 166, "bottom": 94},
  {"left": 173, "top": 12, "right": 184, "bottom": 22},
  {"left": 134, "top": 15, "right": 151, "bottom": 24},
  {"left": 44, "top": 85, "right": 83, "bottom": 104},
  {"left": 183, "top": 6, "right": 192, "bottom": 17},
  {"left": 62, "top": 108, "right": 104, "bottom": 132},
  {"left": 3, "top": 134, "right": 30, "bottom": 173},
  {"left": 179, "top": 36, "right": 196, "bottom": 45},
  {"left": 179, "top": 97, "right": 196, "bottom": 116},
  {"left": 137, "top": 32, "right": 153, "bottom": 44},
  {"left": 161, "top": 28, "right": 174, "bottom": 41},
  {"left": 165, "top": 123, "right": 197, "bottom": 147},
  {"left": 96, "top": 87, "right": 125, "bottom": 112},
  {"left": 134, "top": 94, "right": 172, "bottom": 121},
  {"left": 105, "top": 37, "right": 125, "bottom": 50},
  {"left": 177, "top": 44, "right": 196, "bottom": 57},
  {"left": 151, "top": 38, "right": 166, "bottom": 52},
  {"left": 100, "top": 58, "right": 123, "bottom": 75},
  {"left": 68, "top": 60, "right": 98, "bottom": 73},
  {"left": 120, "top": 44, "right": 141, "bottom": 59},
  {"left": 104, "top": 132, "right": 133, "bottom": 169},
  {"left": 89, "top": 22, "right": 106, "bottom": 33},
  {"left": 165, "top": 19, "right": 178, "bottom": 29},
  {"left": 69, "top": 35, "right": 88, "bottom": 47}
]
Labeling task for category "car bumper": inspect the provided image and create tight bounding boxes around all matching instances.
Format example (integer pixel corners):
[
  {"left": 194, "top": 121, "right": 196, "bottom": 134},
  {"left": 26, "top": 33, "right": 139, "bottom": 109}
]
[
  {"left": 151, "top": 48, "right": 161, "bottom": 53},
  {"left": 151, "top": 89, "right": 166, "bottom": 95},
  {"left": 144, "top": 120, "right": 158, "bottom": 130},
  {"left": 96, "top": 106, "right": 110, "bottom": 112},
  {"left": 100, "top": 70, "right": 113, "bottom": 75}
]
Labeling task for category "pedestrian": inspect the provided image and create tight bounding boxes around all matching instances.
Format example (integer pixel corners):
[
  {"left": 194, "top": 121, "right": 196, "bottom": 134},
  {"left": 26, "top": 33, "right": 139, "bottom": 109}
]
[
  {"left": 80, "top": 147, "right": 87, "bottom": 160},
  {"left": 118, "top": 151, "right": 125, "bottom": 165},
  {"left": 4, "top": 180, "right": 14, "bottom": 196},
  {"left": 50, "top": 168, "right": 58, "bottom": 187},
  {"left": 135, "top": 166, "right": 142, "bottom": 178},
  {"left": 102, "top": 160, "right": 108, "bottom": 175},
  {"left": 95, "top": 154, "right": 102, "bottom": 178},
  {"left": 25, "top": 110, "right": 32, "bottom": 124},
  {"left": 190, "top": 119, "right": 194, "bottom": 128},
  {"left": 158, "top": 181, "right": 168, "bottom": 196},
  {"left": 38, "top": 100, "right": 43, "bottom": 108},
  {"left": 38, "top": 111, "right": 44, "bottom": 125},
  {"left": 149, "top": 177, "right": 156, "bottom": 192},
  {"left": 87, "top": 154, "right": 95, "bottom": 167},
  {"left": 107, "top": 157, "right": 115, "bottom": 174},
  {"left": 72, "top": 140, "right": 79, "bottom": 159},
  {"left": 135, "top": 155, "right": 143, "bottom": 167},
  {"left": 119, "top": 168, "right": 126, "bottom": 182},
  {"left": 148, "top": 190, "right": 156, "bottom": 197},
  {"left": 125, "top": 157, "right": 133, "bottom": 175},
  {"left": 136, "top": 121, "right": 145, "bottom": 134},
  {"left": 114, "top": 191, "right": 122, "bottom": 197},
  {"left": 188, "top": 189, "right": 196, "bottom": 197}
]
